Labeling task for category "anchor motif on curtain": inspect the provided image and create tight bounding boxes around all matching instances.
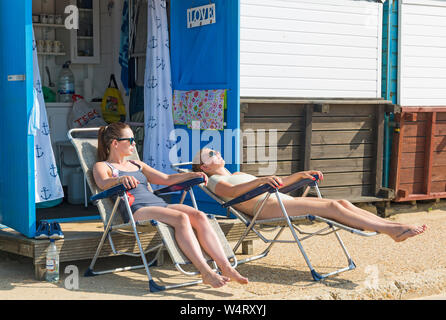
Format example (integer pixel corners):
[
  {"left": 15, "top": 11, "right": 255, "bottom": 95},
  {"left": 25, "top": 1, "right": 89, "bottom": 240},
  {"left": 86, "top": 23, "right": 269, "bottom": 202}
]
[
  {"left": 165, "top": 139, "right": 174, "bottom": 149},
  {"left": 40, "top": 187, "right": 52, "bottom": 201},
  {"left": 156, "top": 57, "right": 165, "bottom": 70},
  {"left": 147, "top": 116, "right": 157, "bottom": 129},
  {"left": 147, "top": 75, "right": 158, "bottom": 89},
  {"left": 147, "top": 156, "right": 155, "bottom": 167},
  {"left": 36, "top": 145, "right": 44, "bottom": 158},
  {"left": 35, "top": 80, "right": 42, "bottom": 94},
  {"left": 162, "top": 97, "right": 169, "bottom": 109},
  {"left": 49, "top": 164, "right": 58, "bottom": 178},
  {"left": 41, "top": 122, "right": 50, "bottom": 135},
  {"left": 149, "top": 36, "right": 158, "bottom": 49}
]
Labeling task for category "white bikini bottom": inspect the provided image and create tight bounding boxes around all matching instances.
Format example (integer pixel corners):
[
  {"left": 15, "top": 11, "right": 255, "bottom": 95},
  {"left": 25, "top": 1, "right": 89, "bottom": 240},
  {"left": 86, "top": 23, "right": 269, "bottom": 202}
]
[{"left": 252, "top": 192, "right": 294, "bottom": 215}]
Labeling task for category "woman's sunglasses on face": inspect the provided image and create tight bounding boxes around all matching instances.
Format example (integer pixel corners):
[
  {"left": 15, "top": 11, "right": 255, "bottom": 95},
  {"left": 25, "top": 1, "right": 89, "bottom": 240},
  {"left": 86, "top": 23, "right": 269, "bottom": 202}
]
[
  {"left": 208, "top": 150, "right": 220, "bottom": 157},
  {"left": 117, "top": 137, "right": 136, "bottom": 144}
]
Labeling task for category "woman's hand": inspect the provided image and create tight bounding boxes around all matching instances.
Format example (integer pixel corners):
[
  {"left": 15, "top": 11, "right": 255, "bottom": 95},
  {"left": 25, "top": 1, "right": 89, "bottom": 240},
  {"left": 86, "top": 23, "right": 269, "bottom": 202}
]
[
  {"left": 258, "top": 176, "right": 284, "bottom": 189},
  {"left": 118, "top": 175, "right": 140, "bottom": 189},
  {"left": 190, "top": 171, "right": 208, "bottom": 186},
  {"left": 299, "top": 170, "right": 324, "bottom": 182}
]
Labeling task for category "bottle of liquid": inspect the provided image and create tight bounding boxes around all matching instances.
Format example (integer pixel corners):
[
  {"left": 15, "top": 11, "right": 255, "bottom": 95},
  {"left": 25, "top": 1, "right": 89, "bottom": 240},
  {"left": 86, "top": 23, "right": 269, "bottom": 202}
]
[
  {"left": 57, "top": 61, "right": 75, "bottom": 102},
  {"left": 45, "top": 239, "right": 59, "bottom": 283}
]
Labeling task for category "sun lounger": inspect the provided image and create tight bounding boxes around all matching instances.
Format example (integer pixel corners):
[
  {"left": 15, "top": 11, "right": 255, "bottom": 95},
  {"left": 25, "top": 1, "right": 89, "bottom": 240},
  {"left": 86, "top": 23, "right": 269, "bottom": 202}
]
[
  {"left": 67, "top": 128, "right": 236, "bottom": 292},
  {"left": 172, "top": 162, "right": 377, "bottom": 281}
]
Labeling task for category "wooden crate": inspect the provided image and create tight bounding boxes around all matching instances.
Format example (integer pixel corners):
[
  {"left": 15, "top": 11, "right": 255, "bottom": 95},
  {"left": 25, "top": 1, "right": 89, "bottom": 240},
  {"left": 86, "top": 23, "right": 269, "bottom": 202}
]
[
  {"left": 390, "top": 106, "right": 446, "bottom": 202},
  {"left": 240, "top": 99, "right": 394, "bottom": 202}
]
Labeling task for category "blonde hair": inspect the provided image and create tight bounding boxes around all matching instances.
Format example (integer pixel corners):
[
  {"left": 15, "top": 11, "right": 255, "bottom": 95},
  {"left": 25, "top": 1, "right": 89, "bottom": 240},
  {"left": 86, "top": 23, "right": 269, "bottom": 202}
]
[{"left": 192, "top": 149, "right": 204, "bottom": 172}]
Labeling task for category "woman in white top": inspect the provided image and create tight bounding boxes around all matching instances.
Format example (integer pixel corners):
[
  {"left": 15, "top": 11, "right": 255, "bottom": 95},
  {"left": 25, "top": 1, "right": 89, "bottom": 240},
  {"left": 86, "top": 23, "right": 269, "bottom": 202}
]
[{"left": 193, "top": 148, "right": 426, "bottom": 243}]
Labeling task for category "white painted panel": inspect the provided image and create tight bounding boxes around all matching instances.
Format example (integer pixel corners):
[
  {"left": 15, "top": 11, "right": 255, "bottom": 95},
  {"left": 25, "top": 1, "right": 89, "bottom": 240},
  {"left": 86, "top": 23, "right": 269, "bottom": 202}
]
[
  {"left": 240, "top": 65, "right": 379, "bottom": 80},
  {"left": 241, "top": 40, "right": 378, "bottom": 58},
  {"left": 240, "top": 0, "right": 382, "bottom": 98},
  {"left": 399, "top": 0, "right": 446, "bottom": 105},
  {"left": 240, "top": 29, "right": 379, "bottom": 48}
]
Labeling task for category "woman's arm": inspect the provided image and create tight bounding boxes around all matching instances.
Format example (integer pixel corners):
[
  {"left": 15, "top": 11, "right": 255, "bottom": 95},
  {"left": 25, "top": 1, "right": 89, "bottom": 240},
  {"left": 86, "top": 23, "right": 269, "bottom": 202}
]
[
  {"left": 136, "top": 160, "right": 208, "bottom": 186},
  {"left": 280, "top": 170, "right": 323, "bottom": 187},
  {"left": 214, "top": 170, "right": 323, "bottom": 199},
  {"left": 92, "top": 162, "right": 140, "bottom": 190},
  {"left": 214, "top": 175, "right": 283, "bottom": 199}
]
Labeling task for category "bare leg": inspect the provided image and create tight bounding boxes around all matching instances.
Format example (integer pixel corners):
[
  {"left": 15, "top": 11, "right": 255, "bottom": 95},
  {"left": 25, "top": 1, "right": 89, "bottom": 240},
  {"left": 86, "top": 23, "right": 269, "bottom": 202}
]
[
  {"left": 299, "top": 197, "right": 401, "bottom": 225},
  {"left": 133, "top": 206, "right": 229, "bottom": 288},
  {"left": 259, "top": 198, "right": 426, "bottom": 242},
  {"left": 324, "top": 198, "right": 426, "bottom": 238},
  {"left": 168, "top": 204, "right": 248, "bottom": 284}
]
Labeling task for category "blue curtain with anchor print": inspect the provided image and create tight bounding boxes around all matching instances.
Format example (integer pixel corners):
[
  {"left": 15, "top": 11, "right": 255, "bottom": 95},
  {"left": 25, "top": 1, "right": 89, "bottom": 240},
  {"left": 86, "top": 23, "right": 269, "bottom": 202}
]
[
  {"left": 31, "top": 30, "right": 64, "bottom": 203},
  {"left": 143, "top": 0, "right": 176, "bottom": 189}
]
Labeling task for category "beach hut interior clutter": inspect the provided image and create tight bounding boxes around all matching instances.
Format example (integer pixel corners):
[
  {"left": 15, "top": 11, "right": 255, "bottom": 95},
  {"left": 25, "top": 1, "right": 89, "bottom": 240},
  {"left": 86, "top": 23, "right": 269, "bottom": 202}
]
[{"left": 31, "top": 0, "right": 157, "bottom": 219}]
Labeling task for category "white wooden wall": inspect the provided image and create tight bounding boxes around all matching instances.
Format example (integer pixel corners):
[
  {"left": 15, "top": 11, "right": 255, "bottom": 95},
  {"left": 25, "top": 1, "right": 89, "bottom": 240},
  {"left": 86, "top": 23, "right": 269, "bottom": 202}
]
[
  {"left": 398, "top": 0, "right": 446, "bottom": 106},
  {"left": 240, "top": 0, "right": 383, "bottom": 98}
]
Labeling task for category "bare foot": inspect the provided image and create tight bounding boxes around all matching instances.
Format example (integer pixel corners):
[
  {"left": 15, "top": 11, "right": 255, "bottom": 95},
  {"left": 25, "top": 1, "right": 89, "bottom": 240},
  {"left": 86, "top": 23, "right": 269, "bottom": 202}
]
[
  {"left": 391, "top": 224, "right": 427, "bottom": 242},
  {"left": 220, "top": 266, "right": 249, "bottom": 285},
  {"left": 201, "top": 271, "right": 230, "bottom": 288}
]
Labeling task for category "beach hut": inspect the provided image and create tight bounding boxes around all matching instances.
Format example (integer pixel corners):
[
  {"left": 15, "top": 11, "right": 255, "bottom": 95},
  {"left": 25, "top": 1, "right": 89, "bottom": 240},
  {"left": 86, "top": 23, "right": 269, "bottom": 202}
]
[
  {"left": 386, "top": 0, "right": 446, "bottom": 202},
  {"left": 0, "top": 0, "right": 395, "bottom": 240}
]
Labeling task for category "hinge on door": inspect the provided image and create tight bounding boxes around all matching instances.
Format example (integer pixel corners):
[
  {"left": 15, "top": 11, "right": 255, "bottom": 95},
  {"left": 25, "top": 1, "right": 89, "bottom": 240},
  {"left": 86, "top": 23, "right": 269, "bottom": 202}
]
[{"left": 7, "top": 75, "right": 26, "bottom": 81}]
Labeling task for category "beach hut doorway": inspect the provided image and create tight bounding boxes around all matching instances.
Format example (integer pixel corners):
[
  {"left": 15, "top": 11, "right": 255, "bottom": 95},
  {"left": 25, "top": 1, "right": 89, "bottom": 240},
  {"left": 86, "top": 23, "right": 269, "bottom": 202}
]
[{"left": 0, "top": 0, "right": 36, "bottom": 238}]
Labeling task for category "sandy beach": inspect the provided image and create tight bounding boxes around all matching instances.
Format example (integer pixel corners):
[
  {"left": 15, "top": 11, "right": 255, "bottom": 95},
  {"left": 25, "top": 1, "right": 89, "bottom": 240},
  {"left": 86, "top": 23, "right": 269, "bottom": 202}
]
[{"left": 1, "top": 209, "right": 445, "bottom": 300}]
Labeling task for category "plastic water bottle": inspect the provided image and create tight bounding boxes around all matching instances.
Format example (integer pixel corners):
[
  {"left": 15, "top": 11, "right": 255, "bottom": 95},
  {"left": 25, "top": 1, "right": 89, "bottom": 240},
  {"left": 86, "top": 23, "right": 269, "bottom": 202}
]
[
  {"left": 45, "top": 239, "right": 59, "bottom": 283},
  {"left": 57, "top": 61, "right": 75, "bottom": 102}
]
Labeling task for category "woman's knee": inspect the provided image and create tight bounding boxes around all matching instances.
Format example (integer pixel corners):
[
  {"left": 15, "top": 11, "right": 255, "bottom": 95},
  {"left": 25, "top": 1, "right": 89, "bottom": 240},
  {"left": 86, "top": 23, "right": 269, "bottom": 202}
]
[
  {"left": 329, "top": 200, "right": 345, "bottom": 214},
  {"left": 173, "top": 212, "right": 191, "bottom": 229},
  {"left": 337, "top": 199, "right": 352, "bottom": 208}
]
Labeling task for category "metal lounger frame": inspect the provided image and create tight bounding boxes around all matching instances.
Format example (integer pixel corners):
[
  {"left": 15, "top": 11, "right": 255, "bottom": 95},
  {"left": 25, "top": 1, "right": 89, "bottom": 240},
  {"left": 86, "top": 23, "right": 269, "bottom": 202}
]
[
  {"left": 68, "top": 128, "right": 236, "bottom": 292},
  {"left": 172, "top": 162, "right": 377, "bottom": 281}
]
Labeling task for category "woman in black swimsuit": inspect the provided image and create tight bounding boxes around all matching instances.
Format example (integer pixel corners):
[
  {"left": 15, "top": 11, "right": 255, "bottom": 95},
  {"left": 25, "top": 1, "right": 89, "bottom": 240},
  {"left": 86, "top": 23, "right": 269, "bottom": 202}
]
[{"left": 93, "top": 122, "right": 248, "bottom": 288}]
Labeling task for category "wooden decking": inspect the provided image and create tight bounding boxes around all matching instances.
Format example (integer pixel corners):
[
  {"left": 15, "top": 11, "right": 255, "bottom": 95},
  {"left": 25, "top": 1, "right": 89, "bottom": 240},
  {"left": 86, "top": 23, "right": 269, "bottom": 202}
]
[{"left": 0, "top": 218, "right": 257, "bottom": 280}]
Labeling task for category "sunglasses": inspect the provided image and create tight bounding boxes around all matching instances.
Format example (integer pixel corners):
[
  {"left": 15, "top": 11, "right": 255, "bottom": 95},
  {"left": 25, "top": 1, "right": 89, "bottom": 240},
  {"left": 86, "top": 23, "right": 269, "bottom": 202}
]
[{"left": 117, "top": 137, "right": 136, "bottom": 144}]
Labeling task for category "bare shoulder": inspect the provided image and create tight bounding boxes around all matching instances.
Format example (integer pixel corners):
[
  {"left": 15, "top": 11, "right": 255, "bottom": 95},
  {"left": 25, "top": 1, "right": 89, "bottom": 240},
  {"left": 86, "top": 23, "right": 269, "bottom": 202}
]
[
  {"left": 93, "top": 161, "right": 111, "bottom": 176},
  {"left": 132, "top": 159, "right": 150, "bottom": 169}
]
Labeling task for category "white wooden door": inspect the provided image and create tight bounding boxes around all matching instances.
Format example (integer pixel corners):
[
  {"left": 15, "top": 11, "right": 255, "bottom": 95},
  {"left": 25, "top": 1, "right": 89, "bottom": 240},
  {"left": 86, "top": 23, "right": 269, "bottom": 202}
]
[
  {"left": 240, "top": 0, "right": 383, "bottom": 98},
  {"left": 398, "top": 0, "right": 446, "bottom": 106}
]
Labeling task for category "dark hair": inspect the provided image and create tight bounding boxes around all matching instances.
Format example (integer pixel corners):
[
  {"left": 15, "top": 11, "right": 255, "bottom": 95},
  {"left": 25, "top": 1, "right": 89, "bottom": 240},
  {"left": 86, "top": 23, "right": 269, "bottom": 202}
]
[{"left": 97, "top": 122, "right": 130, "bottom": 161}]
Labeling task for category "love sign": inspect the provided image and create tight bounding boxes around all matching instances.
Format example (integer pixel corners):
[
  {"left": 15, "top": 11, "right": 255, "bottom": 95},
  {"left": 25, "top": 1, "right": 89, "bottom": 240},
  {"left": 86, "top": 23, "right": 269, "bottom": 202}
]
[{"left": 187, "top": 3, "right": 216, "bottom": 28}]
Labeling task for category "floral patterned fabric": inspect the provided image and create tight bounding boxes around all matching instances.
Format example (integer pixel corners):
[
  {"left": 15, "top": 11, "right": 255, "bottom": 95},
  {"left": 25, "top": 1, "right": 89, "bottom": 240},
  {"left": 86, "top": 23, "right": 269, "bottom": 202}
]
[{"left": 173, "top": 89, "right": 227, "bottom": 130}]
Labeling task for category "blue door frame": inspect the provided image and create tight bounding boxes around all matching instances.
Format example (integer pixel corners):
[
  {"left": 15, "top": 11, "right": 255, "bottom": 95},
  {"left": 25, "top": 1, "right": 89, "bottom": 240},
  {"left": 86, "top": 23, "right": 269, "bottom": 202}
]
[
  {"left": 0, "top": 0, "right": 36, "bottom": 238},
  {"left": 0, "top": 0, "right": 240, "bottom": 238},
  {"left": 170, "top": 0, "right": 240, "bottom": 215}
]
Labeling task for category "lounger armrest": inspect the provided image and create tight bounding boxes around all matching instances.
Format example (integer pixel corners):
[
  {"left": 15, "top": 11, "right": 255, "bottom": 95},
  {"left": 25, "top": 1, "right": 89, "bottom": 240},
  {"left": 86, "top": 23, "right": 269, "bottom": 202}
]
[
  {"left": 221, "top": 174, "right": 320, "bottom": 208},
  {"left": 222, "top": 184, "right": 274, "bottom": 208},
  {"left": 277, "top": 174, "right": 320, "bottom": 194},
  {"left": 153, "top": 177, "right": 205, "bottom": 195},
  {"left": 90, "top": 183, "right": 128, "bottom": 202}
]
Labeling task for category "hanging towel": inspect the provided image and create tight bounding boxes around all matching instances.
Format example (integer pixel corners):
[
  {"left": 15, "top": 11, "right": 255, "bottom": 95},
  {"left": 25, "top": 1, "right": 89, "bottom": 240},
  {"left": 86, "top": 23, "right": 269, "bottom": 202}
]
[
  {"left": 143, "top": 0, "right": 176, "bottom": 189},
  {"left": 119, "top": 0, "right": 130, "bottom": 96},
  {"left": 32, "top": 29, "right": 64, "bottom": 203}
]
